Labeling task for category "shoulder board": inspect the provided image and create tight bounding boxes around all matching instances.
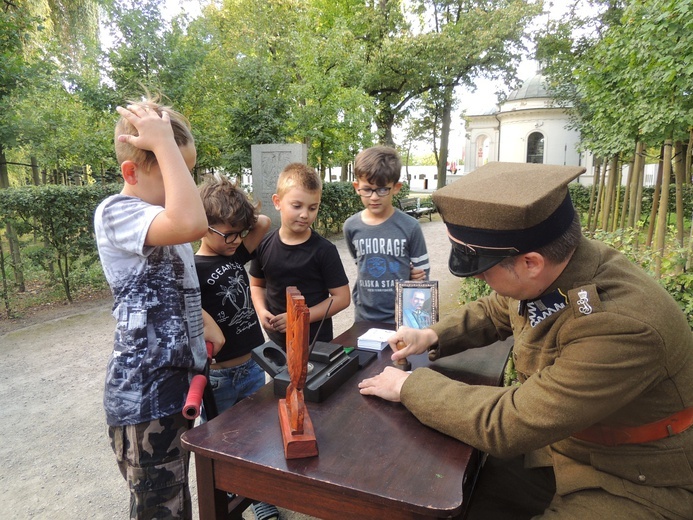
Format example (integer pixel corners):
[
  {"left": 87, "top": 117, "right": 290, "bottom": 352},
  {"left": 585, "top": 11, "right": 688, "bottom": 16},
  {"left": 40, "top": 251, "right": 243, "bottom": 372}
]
[{"left": 568, "top": 284, "right": 603, "bottom": 318}]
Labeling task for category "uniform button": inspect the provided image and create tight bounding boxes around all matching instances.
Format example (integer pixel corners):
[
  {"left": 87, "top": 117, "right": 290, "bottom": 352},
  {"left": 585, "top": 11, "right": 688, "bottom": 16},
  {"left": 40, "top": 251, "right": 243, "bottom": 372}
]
[{"left": 638, "top": 474, "right": 646, "bottom": 483}]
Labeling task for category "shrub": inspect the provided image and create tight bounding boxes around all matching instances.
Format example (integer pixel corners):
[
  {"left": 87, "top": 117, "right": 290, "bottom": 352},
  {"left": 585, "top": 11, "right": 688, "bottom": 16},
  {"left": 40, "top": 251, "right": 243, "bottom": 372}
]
[{"left": 0, "top": 183, "right": 119, "bottom": 307}]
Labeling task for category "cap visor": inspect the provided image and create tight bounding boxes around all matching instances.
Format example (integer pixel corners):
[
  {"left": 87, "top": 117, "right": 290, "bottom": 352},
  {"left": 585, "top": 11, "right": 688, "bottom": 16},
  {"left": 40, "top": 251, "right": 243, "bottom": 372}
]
[{"left": 448, "top": 248, "right": 506, "bottom": 277}]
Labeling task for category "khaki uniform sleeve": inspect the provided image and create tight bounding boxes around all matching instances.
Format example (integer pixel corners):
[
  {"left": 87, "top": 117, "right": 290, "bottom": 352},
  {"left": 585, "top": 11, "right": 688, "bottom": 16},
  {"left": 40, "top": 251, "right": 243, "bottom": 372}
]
[{"left": 429, "top": 291, "right": 513, "bottom": 360}]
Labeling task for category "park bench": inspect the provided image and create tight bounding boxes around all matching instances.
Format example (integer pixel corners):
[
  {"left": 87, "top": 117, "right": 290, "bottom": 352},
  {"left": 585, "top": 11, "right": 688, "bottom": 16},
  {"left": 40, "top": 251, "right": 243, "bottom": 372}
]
[{"left": 398, "top": 197, "right": 434, "bottom": 221}]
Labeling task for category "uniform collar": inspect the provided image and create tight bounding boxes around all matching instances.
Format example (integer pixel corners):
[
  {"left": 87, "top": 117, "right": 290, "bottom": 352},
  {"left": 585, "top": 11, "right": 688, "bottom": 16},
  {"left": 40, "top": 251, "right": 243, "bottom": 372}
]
[{"left": 518, "top": 237, "right": 599, "bottom": 319}]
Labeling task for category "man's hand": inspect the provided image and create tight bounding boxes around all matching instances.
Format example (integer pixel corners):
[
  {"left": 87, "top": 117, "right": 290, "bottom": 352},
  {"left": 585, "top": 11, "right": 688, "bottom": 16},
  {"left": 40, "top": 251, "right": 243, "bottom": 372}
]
[
  {"left": 270, "top": 312, "right": 287, "bottom": 333},
  {"left": 358, "top": 366, "right": 410, "bottom": 402},
  {"left": 386, "top": 326, "right": 438, "bottom": 362}
]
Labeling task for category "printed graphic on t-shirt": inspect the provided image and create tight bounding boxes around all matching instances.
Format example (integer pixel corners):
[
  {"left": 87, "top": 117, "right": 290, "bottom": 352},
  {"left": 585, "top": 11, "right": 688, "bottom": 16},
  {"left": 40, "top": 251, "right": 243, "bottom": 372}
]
[
  {"left": 212, "top": 264, "right": 258, "bottom": 334},
  {"left": 105, "top": 248, "right": 203, "bottom": 425}
]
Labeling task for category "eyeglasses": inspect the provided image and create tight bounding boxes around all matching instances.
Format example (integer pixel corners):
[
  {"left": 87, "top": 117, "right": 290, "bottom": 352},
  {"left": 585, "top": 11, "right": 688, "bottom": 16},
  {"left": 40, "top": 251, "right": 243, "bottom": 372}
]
[
  {"left": 208, "top": 226, "right": 250, "bottom": 244},
  {"left": 356, "top": 186, "right": 392, "bottom": 198}
]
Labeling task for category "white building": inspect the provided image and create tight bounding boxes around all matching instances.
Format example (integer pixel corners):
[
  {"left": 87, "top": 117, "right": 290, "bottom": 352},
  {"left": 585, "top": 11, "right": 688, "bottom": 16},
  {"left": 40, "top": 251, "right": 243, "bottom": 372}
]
[{"left": 463, "top": 73, "right": 596, "bottom": 185}]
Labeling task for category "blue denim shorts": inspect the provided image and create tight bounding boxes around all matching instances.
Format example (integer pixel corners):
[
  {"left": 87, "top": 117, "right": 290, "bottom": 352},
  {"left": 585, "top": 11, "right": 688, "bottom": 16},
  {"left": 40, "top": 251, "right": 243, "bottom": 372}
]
[{"left": 201, "top": 358, "right": 265, "bottom": 421}]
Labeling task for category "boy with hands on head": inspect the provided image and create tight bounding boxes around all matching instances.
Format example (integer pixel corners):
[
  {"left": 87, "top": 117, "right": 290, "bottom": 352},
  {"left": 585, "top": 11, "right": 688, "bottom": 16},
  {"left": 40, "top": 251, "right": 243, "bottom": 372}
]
[{"left": 94, "top": 97, "right": 222, "bottom": 520}]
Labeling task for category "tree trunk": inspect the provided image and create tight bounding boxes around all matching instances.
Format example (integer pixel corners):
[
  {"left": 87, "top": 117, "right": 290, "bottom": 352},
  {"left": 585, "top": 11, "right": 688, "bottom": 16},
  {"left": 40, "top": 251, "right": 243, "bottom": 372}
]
[
  {"left": 31, "top": 156, "right": 40, "bottom": 185},
  {"left": 646, "top": 146, "right": 664, "bottom": 248},
  {"left": 620, "top": 152, "right": 634, "bottom": 230},
  {"left": 0, "top": 144, "right": 25, "bottom": 292},
  {"left": 376, "top": 102, "right": 396, "bottom": 147},
  {"left": 686, "top": 128, "right": 693, "bottom": 185},
  {"left": 654, "top": 139, "right": 673, "bottom": 278},
  {"left": 589, "top": 160, "right": 603, "bottom": 233},
  {"left": 673, "top": 141, "right": 685, "bottom": 247},
  {"left": 628, "top": 141, "right": 644, "bottom": 228},
  {"left": 611, "top": 155, "right": 623, "bottom": 232},
  {"left": 601, "top": 155, "right": 618, "bottom": 231},
  {"left": 436, "top": 86, "right": 453, "bottom": 190},
  {"left": 0, "top": 239, "right": 12, "bottom": 317}
]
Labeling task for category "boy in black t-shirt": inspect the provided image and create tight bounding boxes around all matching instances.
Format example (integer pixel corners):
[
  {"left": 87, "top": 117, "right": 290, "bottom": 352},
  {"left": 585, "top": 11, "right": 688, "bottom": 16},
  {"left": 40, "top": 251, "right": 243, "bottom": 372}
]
[
  {"left": 249, "top": 163, "right": 350, "bottom": 349},
  {"left": 195, "top": 174, "right": 279, "bottom": 520}
]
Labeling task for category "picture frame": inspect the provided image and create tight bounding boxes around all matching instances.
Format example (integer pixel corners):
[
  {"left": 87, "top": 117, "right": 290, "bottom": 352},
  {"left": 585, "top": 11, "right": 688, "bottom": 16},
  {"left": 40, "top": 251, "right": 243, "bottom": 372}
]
[{"left": 395, "top": 280, "right": 439, "bottom": 330}]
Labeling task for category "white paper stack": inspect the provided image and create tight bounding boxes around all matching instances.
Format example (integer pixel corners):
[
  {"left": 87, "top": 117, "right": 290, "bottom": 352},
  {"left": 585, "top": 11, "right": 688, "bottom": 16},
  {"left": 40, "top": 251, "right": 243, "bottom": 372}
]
[{"left": 357, "top": 328, "right": 393, "bottom": 351}]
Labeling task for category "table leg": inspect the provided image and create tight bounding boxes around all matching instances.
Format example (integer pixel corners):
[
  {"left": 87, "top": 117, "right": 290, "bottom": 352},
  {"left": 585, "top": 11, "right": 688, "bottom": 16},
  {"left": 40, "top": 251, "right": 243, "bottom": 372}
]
[{"left": 194, "top": 455, "right": 230, "bottom": 520}]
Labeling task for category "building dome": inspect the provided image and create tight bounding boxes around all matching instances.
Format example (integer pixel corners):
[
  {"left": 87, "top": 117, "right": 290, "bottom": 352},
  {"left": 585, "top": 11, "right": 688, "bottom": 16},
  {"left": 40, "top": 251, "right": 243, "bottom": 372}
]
[{"left": 505, "top": 73, "right": 549, "bottom": 101}]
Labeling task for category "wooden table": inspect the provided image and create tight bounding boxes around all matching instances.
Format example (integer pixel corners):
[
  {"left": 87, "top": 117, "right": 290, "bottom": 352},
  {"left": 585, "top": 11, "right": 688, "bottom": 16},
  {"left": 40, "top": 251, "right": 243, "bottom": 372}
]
[{"left": 182, "top": 322, "right": 513, "bottom": 520}]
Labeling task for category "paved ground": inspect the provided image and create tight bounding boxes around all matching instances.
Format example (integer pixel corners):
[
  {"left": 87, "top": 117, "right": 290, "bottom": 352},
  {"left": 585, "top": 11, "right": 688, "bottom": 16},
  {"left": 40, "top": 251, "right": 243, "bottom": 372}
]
[{"left": 0, "top": 214, "right": 460, "bottom": 520}]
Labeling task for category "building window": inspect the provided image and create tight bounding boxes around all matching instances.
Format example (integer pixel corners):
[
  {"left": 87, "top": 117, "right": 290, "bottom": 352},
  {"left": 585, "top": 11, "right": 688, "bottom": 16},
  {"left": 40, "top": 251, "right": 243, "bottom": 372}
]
[{"left": 527, "top": 132, "right": 544, "bottom": 164}]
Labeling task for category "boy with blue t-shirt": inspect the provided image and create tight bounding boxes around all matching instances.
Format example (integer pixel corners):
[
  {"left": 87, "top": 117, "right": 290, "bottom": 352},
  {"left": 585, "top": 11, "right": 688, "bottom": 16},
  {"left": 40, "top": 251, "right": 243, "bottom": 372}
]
[
  {"left": 344, "top": 146, "right": 430, "bottom": 323},
  {"left": 250, "top": 163, "right": 350, "bottom": 349},
  {"left": 94, "top": 98, "right": 222, "bottom": 519}
]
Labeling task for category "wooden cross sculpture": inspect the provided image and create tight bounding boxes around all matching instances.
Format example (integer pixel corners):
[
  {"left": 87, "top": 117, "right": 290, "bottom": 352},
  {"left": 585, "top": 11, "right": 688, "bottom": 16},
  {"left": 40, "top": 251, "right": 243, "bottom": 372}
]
[{"left": 277, "top": 286, "right": 319, "bottom": 459}]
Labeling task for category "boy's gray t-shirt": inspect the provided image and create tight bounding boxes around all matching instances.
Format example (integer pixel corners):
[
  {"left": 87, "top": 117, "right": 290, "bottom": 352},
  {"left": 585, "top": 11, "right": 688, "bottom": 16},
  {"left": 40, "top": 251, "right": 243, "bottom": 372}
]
[
  {"left": 344, "top": 209, "right": 430, "bottom": 323},
  {"left": 94, "top": 194, "right": 207, "bottom": 426}
]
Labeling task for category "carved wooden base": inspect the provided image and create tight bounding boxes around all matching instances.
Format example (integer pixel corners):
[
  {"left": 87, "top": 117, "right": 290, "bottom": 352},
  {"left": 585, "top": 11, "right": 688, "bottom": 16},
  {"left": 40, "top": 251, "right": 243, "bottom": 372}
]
[{"left": 278, "top": 399, "right": 319, "bottom": 459}]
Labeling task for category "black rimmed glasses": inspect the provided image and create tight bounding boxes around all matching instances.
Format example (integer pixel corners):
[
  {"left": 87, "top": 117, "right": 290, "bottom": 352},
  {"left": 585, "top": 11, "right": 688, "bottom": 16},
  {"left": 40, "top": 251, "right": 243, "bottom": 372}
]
[
  {"left": 208, "top": 226, "right": 250, "bottom": 244},
  {"left": 356, "top": 186, "right": 392, "bottom": 198}
]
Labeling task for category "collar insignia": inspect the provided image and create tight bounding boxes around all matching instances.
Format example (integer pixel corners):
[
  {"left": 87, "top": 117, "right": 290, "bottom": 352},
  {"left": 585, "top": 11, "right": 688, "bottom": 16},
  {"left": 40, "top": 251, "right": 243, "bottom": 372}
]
[{"left": 526, "top": 289, "right": 568, "bottom": 327}]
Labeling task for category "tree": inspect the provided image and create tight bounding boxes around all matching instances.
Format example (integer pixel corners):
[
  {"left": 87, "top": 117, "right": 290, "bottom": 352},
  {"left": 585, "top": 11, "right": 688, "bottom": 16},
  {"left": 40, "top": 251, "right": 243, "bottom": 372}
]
[
  {"left": 539, "top": 0, "right": 693, "bottom": 269},
  {"left": 103, "top": 0, "right": 173, "bottom": 99},
  {"left": 355, "top": 0, "right": 541, "bottom": 186}
]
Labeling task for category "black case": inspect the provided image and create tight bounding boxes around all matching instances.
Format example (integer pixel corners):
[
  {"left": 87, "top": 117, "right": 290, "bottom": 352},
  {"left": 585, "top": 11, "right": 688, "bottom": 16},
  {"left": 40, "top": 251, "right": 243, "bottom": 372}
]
[{"left": 251, "top": 340, "right": 360, "bottom": 403}]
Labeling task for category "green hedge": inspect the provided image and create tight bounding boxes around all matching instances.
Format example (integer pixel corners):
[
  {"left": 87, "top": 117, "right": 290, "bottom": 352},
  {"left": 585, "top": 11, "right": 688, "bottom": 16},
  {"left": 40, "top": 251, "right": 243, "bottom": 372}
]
[
  {"left": 315, "top": 181, "right": 412, "bottom": 234},
  {"left": 0, "top": 183, "right": 120, "bottom": 309},
  {"left": 0, "top": 180, "right": 420, "bottom": 314},
  {"left": 568, "top": 183, "right": 693, "bottom": 222}
]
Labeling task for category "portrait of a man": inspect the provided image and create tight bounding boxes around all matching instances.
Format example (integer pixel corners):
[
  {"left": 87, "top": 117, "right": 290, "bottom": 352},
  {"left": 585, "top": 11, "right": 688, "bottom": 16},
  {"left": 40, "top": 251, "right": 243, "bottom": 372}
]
[{"left": 402, "top": 288, "right": 432, "bottom": 329}]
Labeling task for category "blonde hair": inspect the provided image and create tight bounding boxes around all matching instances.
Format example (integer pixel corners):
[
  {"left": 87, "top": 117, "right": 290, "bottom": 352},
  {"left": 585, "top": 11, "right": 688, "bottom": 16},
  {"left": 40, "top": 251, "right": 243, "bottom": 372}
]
[
  {"left": 114, "top": 95, "right": 194, "bottom": 172},
  {"left": 199, "top": 173, "right": 259, "bottom": 229},
  {"left": 276, "top": 163, "right": 322, "bottom": 198}
]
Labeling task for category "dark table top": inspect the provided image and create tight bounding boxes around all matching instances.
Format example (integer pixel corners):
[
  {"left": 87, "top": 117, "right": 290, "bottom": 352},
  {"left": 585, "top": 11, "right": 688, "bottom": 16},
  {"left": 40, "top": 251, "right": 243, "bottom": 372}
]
[{"left": 182, "top": 322, "right": 513, "bottom": 519}]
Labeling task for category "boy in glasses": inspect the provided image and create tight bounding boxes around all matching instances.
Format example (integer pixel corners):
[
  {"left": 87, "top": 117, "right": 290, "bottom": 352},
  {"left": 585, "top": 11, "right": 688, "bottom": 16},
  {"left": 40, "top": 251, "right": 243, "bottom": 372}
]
[
  {"left": 344, "top": 146, "right": 430, "bottom": 323},
  {"left": 195, "top": 173, "right": 279, "bottom": 520}
]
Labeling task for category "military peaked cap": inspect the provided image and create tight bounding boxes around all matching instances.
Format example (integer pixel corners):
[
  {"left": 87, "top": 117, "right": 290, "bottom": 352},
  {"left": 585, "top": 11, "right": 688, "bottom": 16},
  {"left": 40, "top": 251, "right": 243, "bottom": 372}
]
[{"left": 432, "top": 162, "right": 585, "bottom": 277}]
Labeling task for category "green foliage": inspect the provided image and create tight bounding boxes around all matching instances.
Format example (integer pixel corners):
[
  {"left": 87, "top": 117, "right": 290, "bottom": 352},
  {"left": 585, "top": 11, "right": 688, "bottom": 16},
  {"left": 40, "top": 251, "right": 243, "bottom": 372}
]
[
  {"left": 0, "top": 183, "right": 119, "bottom": 303},
  {"left": 457, "top": 276, "right": 492, "bottom": 306},
  {"left": 539, "top": 0, "right": 693, "bottom": 157},
  {"left": 587, "top": 225, "right": 691, "bottom": 328},
  {"left": 659, "top": 273, "right": 693, "bottom": 330},
  {"left": 568, "top": 183, "right": 591, "bottom": 215},
  {"left": 315, "top": 182, "right": 362, "bottom": 234}
]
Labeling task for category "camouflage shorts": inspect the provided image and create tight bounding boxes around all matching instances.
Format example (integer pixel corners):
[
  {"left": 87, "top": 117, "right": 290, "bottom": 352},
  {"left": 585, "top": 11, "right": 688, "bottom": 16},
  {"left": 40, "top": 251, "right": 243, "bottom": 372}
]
[{"left": 109, "top": 413, "right": 192, "bottom": 520}]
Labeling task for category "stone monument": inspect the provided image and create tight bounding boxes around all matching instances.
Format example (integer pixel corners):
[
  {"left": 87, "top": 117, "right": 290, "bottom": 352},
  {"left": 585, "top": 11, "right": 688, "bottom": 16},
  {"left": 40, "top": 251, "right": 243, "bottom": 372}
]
[{"left": 251, "top": 144, "right": 308, "bottom": 228}]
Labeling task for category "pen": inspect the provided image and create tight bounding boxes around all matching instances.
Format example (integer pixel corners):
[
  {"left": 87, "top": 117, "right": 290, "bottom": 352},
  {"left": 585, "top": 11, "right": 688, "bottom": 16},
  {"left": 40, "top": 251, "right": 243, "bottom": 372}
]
[
  {"left": 326, "top": 355, "right": 351, "bottom": 377},
  {"left": 308, "top": 297, "right": 334, "bottom": 358}
]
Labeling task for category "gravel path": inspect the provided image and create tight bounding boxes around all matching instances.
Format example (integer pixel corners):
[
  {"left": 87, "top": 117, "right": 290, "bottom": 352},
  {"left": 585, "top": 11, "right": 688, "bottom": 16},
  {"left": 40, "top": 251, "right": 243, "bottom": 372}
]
[{"left": 0, "top": 215, "right": 459, "bottom": 520}]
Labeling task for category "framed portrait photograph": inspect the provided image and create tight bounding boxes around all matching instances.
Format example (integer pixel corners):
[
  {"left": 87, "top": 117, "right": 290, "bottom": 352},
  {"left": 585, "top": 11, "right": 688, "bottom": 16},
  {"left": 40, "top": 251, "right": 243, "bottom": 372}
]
[{"left": 395, "top": 280, "right": 439, "bottom": 330}]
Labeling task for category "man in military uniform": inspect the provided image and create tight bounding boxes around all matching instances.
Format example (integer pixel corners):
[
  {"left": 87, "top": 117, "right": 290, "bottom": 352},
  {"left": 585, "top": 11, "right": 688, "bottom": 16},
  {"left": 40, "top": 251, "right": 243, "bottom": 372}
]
[{"left": 359, "top": 162, "right": 693, "bottom": 519}]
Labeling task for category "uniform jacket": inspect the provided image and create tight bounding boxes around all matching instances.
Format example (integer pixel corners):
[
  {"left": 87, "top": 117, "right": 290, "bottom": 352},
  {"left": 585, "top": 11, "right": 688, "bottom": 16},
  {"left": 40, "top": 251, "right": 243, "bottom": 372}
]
[{"left": 401, "top": 237, "right": 693, "bottom": 518}]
